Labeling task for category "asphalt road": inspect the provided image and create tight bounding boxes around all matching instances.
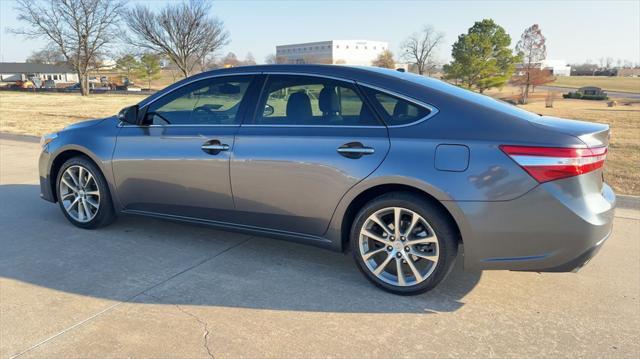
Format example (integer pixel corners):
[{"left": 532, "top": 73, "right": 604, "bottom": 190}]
[{"left": 1, "top": 137, "right": 638, "bottom": 358}]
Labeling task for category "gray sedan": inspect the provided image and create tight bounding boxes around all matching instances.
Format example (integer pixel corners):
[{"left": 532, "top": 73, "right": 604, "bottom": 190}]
[{"left": 38, "top": 65, "right": 615, "bottom": 295}]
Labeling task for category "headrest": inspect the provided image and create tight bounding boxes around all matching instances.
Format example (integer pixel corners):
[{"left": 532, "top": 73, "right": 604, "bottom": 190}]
[
  {"left": 319, "top": 87, "right": 341, "bottom": 114},
  {"left": 392, "top": 100, "right": 409, "bottom": 118},
  {"left": 286, "top": 92, "right": 312, "bottom": 120}
]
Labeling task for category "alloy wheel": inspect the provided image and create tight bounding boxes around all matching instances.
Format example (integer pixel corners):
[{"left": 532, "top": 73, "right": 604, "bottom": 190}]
[
  {"left": 59, "top": 165, "right": 100, "bottom": 223},
  {"left": 358, "top": 207, "right": 439, "bottom": 286}
]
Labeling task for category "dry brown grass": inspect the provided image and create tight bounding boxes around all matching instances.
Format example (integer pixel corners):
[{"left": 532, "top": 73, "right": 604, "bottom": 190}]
[
  {"left": 1, "top": 90, "right": 638, "bottom": 195},
  {"left": 0, "top": 92, "right": 145, "bottom": 136},
  {"left": 520, "top": 99, "right": 640, "bottom": 195}
]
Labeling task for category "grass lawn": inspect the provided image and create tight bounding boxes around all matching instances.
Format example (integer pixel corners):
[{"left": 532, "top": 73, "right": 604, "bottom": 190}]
[
  {"left": 0, "top": 92, "right": 145, "bottom": 136},
  {"left": 1, "top": 91, "right": 638, "bottom": 195},
  {"left": 550, "top": 76, "right": 640, "bottom": 93}
]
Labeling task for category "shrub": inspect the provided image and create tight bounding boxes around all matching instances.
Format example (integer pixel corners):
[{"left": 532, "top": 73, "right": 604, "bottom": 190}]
[
  {"left": 581, "top": 94, "right": 608, "bottom": 100},
  {"left": 563, "top": 92, "right": 582, "bottom": 99},
  {"left": 562, "top": 92, "right": 608, "bottom": 101}
]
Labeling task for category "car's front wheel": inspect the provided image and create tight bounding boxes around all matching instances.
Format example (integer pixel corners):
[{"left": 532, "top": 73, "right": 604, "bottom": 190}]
[
  {"left": 350, "top": 192, "right": 458, "bottom": 295},
  {"left": 56, "top": 156, "right": 115, "bottom": 229}
]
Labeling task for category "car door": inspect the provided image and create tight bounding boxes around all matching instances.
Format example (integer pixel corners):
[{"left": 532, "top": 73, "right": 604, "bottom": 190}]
[
  {"left": 112, "top": 75, "right": 257, "bottom": 221},
  {"left": 230, "top": 74, "right": 390, "bottom": 236}
]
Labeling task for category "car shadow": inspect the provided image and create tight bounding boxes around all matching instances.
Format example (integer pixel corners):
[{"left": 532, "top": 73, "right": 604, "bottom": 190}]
[{"left": 0, "top": 184, "right": 481, "bottom": 314}]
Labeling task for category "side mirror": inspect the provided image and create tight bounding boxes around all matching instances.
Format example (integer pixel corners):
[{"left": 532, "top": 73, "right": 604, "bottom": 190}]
[
  {"left": 263, "top": 104, "right": 275, "bottom": 117},
  {"left": 118, "top": 105, "right": 138, "bottom": 125}
]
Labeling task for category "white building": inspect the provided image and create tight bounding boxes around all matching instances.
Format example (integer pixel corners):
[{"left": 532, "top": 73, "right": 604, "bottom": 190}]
[
  {"left": 276, "top": 40, "right": 389, "bottom": 66},
  {"left": 0, "top": 62, "right": 78, "bottom": 84},
  {"left": 541, "top": 60, "right": 571, "bottom": 76}
]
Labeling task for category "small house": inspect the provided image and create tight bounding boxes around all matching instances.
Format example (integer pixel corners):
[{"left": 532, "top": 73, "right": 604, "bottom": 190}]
[{"left": 0, "top": 62, "right": 78, "bottom": 85}]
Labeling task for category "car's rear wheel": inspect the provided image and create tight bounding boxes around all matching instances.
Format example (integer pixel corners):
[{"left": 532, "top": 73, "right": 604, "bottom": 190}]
[
  {"left": 350, "top": 192, "right": 458, "bottom": 295},
  {"left": 56, "top": 156, "right": 115, "bottom": 229}
]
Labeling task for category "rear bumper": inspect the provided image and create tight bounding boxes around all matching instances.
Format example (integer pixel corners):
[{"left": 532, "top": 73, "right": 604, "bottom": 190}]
[
  {"left": 532, "top": 230, "right": 610, "bottom": 272},
  {"left": 457, "top": 176, "right": 615, "bottom": 272}
]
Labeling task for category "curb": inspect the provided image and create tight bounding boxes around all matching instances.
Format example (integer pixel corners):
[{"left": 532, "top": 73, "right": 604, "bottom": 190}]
[
  {"left": 617, "top": 195, "right": 640, "bottom": 210},
  {"left": 0, "top": 132, "right": 40, "bottom": 143}
]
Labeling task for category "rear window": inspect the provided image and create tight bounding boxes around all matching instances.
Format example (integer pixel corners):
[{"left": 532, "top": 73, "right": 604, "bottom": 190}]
[{"left": 364, "top": 88, "right": 431, "bottom": 126}]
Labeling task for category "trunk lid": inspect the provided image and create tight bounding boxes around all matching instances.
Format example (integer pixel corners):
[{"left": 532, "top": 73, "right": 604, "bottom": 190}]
[{"left": 527, "top": 116, "right": 610, "bottom": 148}]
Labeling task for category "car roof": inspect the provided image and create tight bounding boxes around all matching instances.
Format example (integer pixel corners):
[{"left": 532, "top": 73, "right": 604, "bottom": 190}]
[
  {"left": 139, "top": 64, "right": 426, "bottom": 108},
  {"left": 138, "top": 64, "right": 537, "bottom": 122}
]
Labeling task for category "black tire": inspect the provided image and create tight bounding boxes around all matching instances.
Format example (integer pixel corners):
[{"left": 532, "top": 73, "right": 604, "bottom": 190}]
[
  {"left": 350, "top": 192, "right": 458, "bottom": 295},
  {"left": 55, "top": 156, "right": 116, "bottom": 229}
]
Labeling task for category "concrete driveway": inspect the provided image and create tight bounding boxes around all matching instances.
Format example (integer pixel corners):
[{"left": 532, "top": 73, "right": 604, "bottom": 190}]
[{"left": 1, "top": 136, "right": 638, "bottom": 358}]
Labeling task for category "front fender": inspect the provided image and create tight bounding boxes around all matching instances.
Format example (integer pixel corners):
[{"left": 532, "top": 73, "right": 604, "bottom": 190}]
[{"left": 42, "top": 118, "right": 120, "bottom": 208}]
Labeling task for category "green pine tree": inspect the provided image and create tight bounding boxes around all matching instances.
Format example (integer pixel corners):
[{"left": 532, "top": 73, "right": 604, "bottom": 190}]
[{"left": 443, "top": 19, "right": 521, "bottom": 93}]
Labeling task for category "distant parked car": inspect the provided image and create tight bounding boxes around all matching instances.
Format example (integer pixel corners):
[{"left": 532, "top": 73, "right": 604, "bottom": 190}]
[
  {"left": 38, "top": 65, "right": 615, "bottom": 295},
  {"left": 64, "top": 82, "right": 110, "bottom": 93},
  {"left": 42, "top": 80, "right": 56, "bottom": 89}
]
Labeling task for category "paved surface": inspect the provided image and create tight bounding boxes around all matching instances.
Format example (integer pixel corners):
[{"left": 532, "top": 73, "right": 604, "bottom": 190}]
[{"left": 1, "top": 137, "right": 638, "bottom": 358}]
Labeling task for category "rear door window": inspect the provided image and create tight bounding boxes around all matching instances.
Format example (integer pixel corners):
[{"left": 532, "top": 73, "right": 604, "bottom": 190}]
[
  {"left": 254, "top": 75, "right": 381, "bottom": 126},
  {"left": 363, "top": 88, "right": 432, "bottom": 126}
]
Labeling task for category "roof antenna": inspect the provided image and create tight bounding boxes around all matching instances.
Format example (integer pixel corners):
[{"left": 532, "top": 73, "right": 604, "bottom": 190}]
[{"left": 396, "top": 68, "right": 405, "bottom": 72}]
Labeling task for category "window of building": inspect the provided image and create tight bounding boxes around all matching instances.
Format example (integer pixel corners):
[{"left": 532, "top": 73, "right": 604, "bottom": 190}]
[
  {"left": 255, "top": 75, "right": 380, "bottom": 126},
  {"left": 363, "top": 88, "right": 432, "bottom": 126}
]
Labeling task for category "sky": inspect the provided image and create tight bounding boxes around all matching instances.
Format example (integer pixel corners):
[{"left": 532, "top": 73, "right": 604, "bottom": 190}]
[{"left": 1, "top": 0, "right": 639, "bottom": 65}]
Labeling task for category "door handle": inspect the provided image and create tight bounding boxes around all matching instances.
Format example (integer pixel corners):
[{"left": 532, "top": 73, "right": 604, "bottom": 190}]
[
  {"left": 337, "top": 142, "right": 375, "bottom": 159},
  {"left": 201, "top": 144, "right": 230, "bottom": 151},
  {"left": 201, "top": 140, "right": 229, "bottom": 154},
  {"left": 337, "top": 147, "right": 375, "bottom": 154}
]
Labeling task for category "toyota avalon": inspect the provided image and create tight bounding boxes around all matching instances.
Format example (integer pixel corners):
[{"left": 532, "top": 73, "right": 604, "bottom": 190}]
[{"left": 38, "top": 65, "right": 615, "bottom": 295}]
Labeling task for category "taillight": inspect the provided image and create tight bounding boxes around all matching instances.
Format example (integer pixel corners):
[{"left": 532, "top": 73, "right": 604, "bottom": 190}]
[{"left": 500, "top": 145, "right": 607, "bottom": 183}]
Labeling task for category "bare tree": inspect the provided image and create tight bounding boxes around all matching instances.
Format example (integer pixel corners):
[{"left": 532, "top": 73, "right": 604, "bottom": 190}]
[
  {"left": 11, "top": 0, "right": 125, "bottom": 96},
  {"left": 219, "top": 52, "right": 240, "bottom": 67},
  {"left": 605, "top": 57, "right": 614, "bottom": 69},
  {"left": 401, "top": 25, "right": 444, "bottom": 75},
  {"left": 244, "top": 52, "right": 256, "bottom": 66},
  {"left": 26, "top": 46, "right": 67, "bottom": 65},
  {"left": 124, "top": 0, "right": 230, "bottom": 78},
  {"left": 265, "top": 54, "right": 277, "bottom": 64},
  {"left": 515, "top": 24, "right": 547, "bottom": 104},
  {"left": 265, "top": 54, "right": 287, "bottom": 64}
]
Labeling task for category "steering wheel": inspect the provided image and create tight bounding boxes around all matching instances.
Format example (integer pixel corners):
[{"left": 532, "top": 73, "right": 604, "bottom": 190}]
[{"left": 193, "top": 105, "right": 228, "bottom": 124}]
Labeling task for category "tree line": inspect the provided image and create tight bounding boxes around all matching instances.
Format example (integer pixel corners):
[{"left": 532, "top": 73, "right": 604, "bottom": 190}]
[
  {"left": 11, "top": 0, "right": 228, "bottom": 96},
  {"left": 371, "top": 19, "right": 551, "bottom": 103},
  {"left": 9, "top": 0, "right": 622, "bottom": 103}
]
